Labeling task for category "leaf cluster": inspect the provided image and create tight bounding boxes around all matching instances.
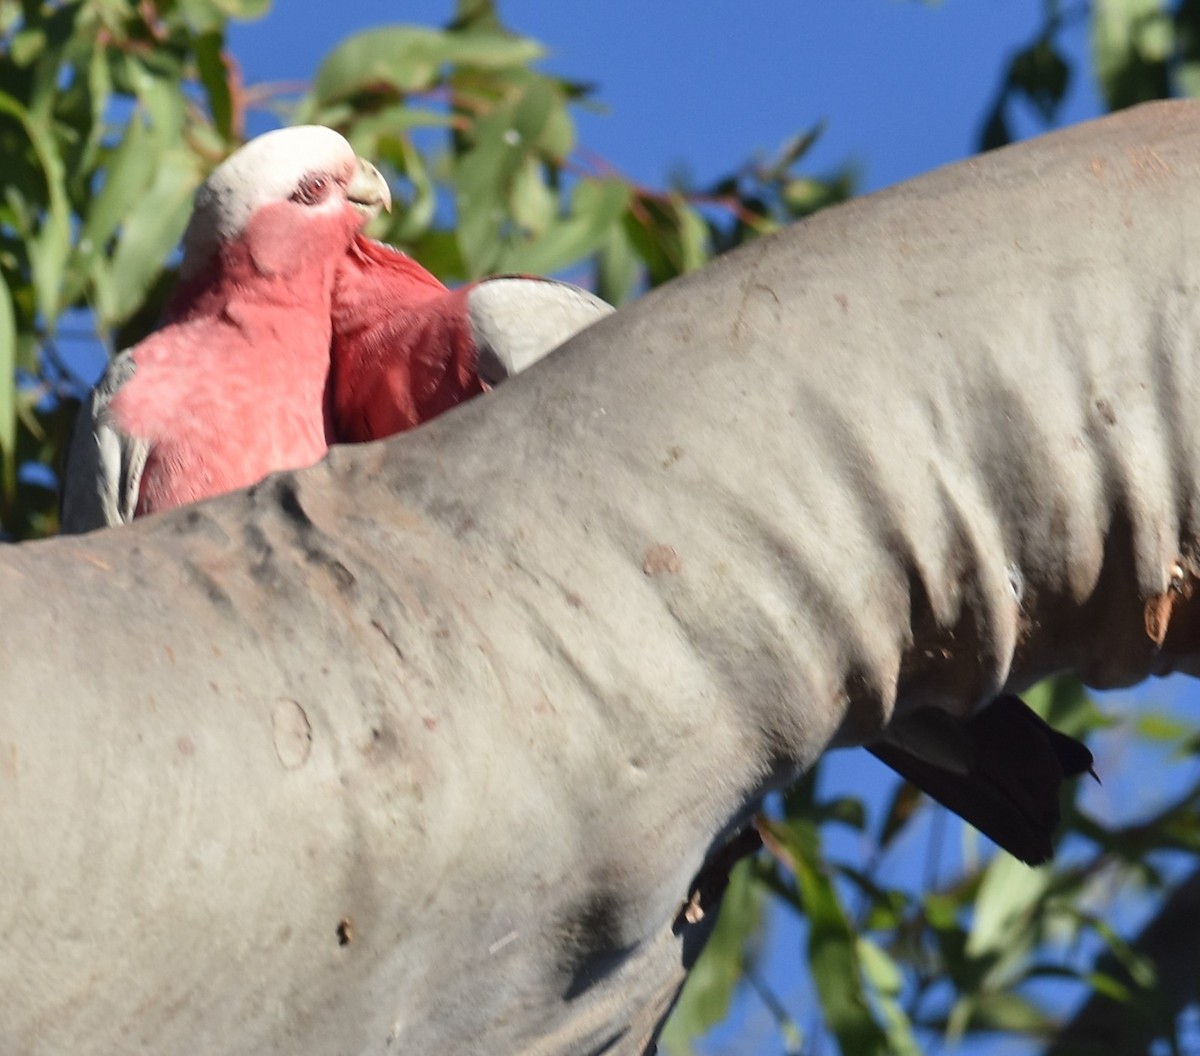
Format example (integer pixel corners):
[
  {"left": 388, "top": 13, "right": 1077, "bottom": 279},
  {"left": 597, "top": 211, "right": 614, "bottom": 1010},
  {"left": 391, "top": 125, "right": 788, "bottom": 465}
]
[{"left": 0, "top": 0, "right": 848, "bottom": 541}]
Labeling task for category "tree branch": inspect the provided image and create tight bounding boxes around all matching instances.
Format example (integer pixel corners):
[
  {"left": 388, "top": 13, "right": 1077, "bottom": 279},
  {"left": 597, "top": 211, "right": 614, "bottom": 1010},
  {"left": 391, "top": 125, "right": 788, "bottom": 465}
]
[{"left": 3, "top": 100, "right": 1200, "bottom": 1054}]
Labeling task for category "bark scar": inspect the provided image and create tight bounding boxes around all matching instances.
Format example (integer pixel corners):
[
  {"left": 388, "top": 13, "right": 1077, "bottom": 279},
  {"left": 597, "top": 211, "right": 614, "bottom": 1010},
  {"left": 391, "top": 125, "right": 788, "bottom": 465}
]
[
  {"left": 673, "top": 826, "right": 762, "bottom": 932},
  {"left": 1144, "top": 560, "right": 1192, "bottom": 647}
]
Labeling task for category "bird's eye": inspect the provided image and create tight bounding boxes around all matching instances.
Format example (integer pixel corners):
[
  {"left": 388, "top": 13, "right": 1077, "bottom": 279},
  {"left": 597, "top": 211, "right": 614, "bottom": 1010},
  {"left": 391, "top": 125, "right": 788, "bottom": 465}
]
[{"left": 291, "top": 173, "right": 331, "bottom": 206}]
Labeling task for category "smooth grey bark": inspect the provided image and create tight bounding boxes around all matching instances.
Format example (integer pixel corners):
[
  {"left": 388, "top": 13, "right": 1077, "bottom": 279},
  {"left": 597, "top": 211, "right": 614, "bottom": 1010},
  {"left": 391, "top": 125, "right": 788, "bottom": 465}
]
[{"left": 4, "top": 100, "right": 1200, "bottom": 1054}]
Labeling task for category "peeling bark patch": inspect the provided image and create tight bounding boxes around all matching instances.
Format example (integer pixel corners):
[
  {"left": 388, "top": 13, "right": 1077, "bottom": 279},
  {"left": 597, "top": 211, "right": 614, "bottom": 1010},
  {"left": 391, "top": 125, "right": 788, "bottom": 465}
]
[
  {"left": 272, "top": 699, "right": 312, "bottom": 768},
  {"left": 336, "top": 918, "right": 353, "bottom": 946},
  {"left": 1125, "top": 144, "right": 1173, "bottom": 184},
  {"left": 1145, "top": 591, "right": 1176, "bottom": 647},
  {"left": 674, "top": 825, "right": 762, "bottom": 934},
  {"left": 1145, "top": 563, "right": 1190, "bottom": 647},
  {"left": 642, "top": 544, "right": 681, "bottom": 577}
]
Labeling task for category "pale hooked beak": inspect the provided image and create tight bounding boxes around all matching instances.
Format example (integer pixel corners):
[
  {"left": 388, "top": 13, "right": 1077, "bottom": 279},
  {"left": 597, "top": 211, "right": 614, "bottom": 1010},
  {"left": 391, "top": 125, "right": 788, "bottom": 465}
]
[{"left": 347, "top": 157, "right": 392, "bottom": 221}]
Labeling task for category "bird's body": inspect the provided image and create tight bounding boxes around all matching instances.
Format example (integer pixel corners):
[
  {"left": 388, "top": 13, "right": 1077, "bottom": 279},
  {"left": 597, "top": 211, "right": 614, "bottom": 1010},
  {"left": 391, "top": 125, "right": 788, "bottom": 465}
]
[
  {"left": 60, "top": 126, "right": 390, "bottom": 533},
  {"left": 330, "top": 235, "right": 480, "bottom": 441},
  {"left": 330, "top": 234, "right": 613, "bottom": 444},
  {"left": 869, "top": 695, "right": 1094, "bottom": 865},
  {"left": 107, "top": 307, "right": 331, "bottom": 518}
]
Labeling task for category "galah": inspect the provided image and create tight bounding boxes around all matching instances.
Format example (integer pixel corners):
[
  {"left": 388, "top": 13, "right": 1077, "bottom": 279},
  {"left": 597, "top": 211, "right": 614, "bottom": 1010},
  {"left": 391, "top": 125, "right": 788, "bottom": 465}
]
[
  {"left": 870, "top": 694, "right": 1095, "bottom": 865},
  {"left": 60, "top": 125, "right": 391, "bottom": 533},
  {"left": 329, "top": 233, "right": 614, "bottom": 443}
]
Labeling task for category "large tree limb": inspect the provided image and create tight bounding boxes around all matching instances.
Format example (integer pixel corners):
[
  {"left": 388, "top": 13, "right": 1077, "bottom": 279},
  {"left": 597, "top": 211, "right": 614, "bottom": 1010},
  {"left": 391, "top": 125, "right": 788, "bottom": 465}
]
[{"left": 4, "top": 100, "right": 1200, "bottom": 1054}]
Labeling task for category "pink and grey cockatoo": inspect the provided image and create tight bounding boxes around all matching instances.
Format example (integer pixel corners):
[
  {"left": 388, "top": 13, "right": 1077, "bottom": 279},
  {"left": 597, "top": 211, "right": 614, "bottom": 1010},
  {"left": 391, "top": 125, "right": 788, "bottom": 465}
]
[
  {"left": 61, "top": 125, "right": 612, "bottom": 531},
  {"left": 60, "top": 126, "right": 391, "bottom": 534},
  {"left": 329, "top": 233, "right": 613, "bottom": 444}
]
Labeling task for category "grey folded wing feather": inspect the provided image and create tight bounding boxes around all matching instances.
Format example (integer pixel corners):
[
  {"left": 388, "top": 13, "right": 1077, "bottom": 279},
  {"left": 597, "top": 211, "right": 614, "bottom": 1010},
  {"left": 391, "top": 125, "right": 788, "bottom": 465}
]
[
  {"left": 59, "top": 350, "right": 149, "bottom": 535},
  {"left": 467, "top": 277, "right": 614, "bottom": 386},
  {"left": 869, "top": 695, "right": 1095, "bottom": 866}
]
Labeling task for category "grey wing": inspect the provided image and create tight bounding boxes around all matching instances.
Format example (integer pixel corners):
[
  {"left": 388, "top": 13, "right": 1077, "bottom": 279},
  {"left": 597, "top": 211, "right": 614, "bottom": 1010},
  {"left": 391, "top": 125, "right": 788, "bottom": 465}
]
[
  {"left": 467, "top": 278, "right": 615, "bottom": 387},
  {"left": 59, "top": 351, "right": 150, "bottom": 534}
]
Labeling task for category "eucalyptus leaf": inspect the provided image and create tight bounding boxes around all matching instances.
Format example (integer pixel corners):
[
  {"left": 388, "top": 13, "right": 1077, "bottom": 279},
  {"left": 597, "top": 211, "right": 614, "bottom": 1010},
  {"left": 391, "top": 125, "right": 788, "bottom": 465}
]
[
  {"left": 313, "top": 25, "right": 544, "bottom": 105},
  {"left": 108, "top": 151, "right": 203, "bottom": 323},
  {"left": 657, "top": 860, "right": 762, "bottom": 1052}
]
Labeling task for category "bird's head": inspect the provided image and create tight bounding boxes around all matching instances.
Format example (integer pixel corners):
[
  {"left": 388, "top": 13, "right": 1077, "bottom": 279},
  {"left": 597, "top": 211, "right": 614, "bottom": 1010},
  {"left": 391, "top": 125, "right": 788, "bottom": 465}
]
[{"left": 180, "top": 125, "right": 392, "bottom": 284}]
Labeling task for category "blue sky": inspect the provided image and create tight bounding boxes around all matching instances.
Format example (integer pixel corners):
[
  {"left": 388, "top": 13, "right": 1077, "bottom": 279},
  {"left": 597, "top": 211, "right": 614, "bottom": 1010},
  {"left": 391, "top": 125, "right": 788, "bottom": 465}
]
[{"left": 231, "top": 1, "right": 1105, "bottom": 196}]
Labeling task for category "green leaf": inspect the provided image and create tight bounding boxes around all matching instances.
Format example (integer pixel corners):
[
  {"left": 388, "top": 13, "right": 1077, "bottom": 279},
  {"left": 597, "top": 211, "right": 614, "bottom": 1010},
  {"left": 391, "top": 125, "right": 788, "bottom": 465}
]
[
  {"left": 338, "top": 105, "right": 453, "bottom": 155},
  {"left": 1092, "top": 0, "right": 1172, "bottom": 110},
  {"left": 108, "top": 151, "right": 203, "bottom": 323},
  {"left": 1134, "top": 711, "right": 1194, "bottom": 742},
  {"left": 859, "top": 939, "right": 923, "bottom": 1056},
  {"left": 508, "top": 155, "right": 556, "bottom": 238},
  {"left": 659, "top": 859, "right": 762, "bottom": 1051},
  {"left": 814, "top": 795, "right": 867, "bottom": 832},
  {"left": 949, "top": 990, "right": 1052, "bottom": 1037},
  {"left": 966, "top": 853, "right": 1049, "bottom": 960},
  {"left": 381, "top": 137, "right": 439, "bottom": 245},
  {"left": 0, "top": 91, "right": 72, "bottom": 327},
  {"left": 494, "top": 177, "right": 629, "bottom": 276},
  {"left": 596, "top": 216, "right": 641, "bottom": 306},
  {"left": 213, "top": 0, "right": 272, "bottom": 18},
  {"left": 1008, "top": 36, "right": 1070, "bottom": 121},
  {"left": 313, "top": 25, "right": 544, "bottom": 104},
  {"left": 877, "top": 777, "right": 924, "bottom": 849},
  {"left": 79, "top": 116, "right": 158, "bottom": 251},
  {"left": 10, "top": 28, "right": 46, "bottom": 68},
  {"left": 407, "top": 229, "right": 466, "bottom": 283},
  {"left": 762, "top": 818, "right": 890, "bottom": 1056},
  {"left": 122, "top": 54, "right": 187, "bottom": 142},
  {"left": 675, "top": 196, "right": 709, "bottom": 274},
  {"left": 195, "top": 31, "right": 235, "bottom": 142}
]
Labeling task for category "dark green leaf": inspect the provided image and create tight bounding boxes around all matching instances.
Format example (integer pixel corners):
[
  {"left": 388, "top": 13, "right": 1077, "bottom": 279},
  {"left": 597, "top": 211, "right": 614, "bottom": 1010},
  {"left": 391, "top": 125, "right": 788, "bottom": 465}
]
[
  {"left": 658, "top": 860, "right": 763, "bottom": 1051},
  {"left": 194, "top": 31, "right": 235, "bottom": 142},
  {"left": 1009, "top": 36, "right": 1070, "bottom": 120},
  {"left": 1092, "top": 0, "right": 1172, "bottom": 110},
  {"left": 762, "top": 818, "right": 890, "bottom": 1056}
]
